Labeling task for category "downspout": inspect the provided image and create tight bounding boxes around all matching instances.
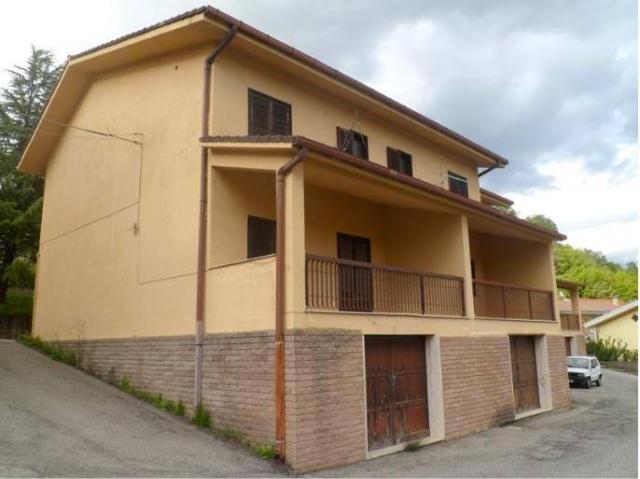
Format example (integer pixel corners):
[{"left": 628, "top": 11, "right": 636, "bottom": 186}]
[
  {"left": 275, "top": 145, "right": 308, "bottom": 458},
  {"left": 194, "top": 26, "right": 238, "bottom": 409}
]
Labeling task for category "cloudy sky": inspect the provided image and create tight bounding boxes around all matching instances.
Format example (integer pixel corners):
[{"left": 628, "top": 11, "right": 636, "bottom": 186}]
[{"left": 1, "top": 0, "right": 637, "bottom": 263}]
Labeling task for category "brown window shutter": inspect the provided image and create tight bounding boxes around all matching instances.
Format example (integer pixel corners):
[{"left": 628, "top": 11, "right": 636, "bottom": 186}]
[
  {"left": 248, "top": 89, "right": 291, "bottom": 136},
  {"left": 387, "top": 147, "right": 400, "bottom": 171},
  {"left": 247, "top": 215, "right": 277, "bottom": 258}
]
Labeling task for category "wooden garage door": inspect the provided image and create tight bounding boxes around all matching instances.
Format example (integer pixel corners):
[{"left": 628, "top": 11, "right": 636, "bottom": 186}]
[
  {"left": 365, "top": 336, "right": 429, "bottom": 450},
  {"left": 510, "top": 336, "right": 540, "bottom": 413},
  {"left": 565, "top": 337, "right": 572, "bottom": 356}
]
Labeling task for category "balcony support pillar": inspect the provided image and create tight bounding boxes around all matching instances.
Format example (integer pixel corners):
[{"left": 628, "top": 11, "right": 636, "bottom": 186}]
[{"left": 459, "top": 215, "right": 476, "bottom": 319}]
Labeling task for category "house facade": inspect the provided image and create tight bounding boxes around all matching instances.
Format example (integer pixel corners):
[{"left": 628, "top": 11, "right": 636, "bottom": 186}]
[
  {"left": 19, "top": 7, "right": 577, "bottom": 472},
  {"left": 584, "top": 301, "right": 639, "bottom": 351}
]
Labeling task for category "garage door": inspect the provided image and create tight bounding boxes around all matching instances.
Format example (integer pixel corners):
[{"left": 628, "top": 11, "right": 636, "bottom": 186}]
[
  {"left": 565, "top": 337, "right": 572, "bottom": 356},
  {"left": 510, "top": 336, "right": 540, "bottom": 413},
  {"left": 365, "top": 336, "right": 429, "bottom": 450}
]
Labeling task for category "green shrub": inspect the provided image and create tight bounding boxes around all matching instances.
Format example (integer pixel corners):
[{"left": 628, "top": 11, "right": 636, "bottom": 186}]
[
  {"left": 586, "top": 337, "right": 630, "bottom": 361},
  {"left": 192, "top": 405, "right": 211, "bottom": 428},
  {"left": 621, "top": 349, "right": 638, "bottom": 363}
]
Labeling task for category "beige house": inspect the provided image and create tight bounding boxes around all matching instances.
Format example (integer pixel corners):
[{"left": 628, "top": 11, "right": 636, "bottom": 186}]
[
  {"left": 19, "top": 7, "right": 581, "bottom": 472},
  {"left": 584, "top": 301, "right": 638, "bottom": 351}
]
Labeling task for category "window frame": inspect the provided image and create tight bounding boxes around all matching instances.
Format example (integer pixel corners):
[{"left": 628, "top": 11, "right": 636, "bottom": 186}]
[
  {"left": 247, "top": 215, "right": 277, "bottom": 259},
  {"left": 386, "top": 147, "right": 413, "bottom": 176},
  {"left": 248, "top": 88, "right": 292, "bottom": 136},
  {"left": 448, "top": 171, "right": 469, "bottom": 198},
  {"left": 336, "top": 127, "right": 369, "bottom": 160}
]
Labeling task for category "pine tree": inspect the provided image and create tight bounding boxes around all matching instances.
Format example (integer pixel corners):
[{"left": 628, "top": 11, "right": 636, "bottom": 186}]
[{"left": 0, "top": 46, "right": 61, "bottom": 302}]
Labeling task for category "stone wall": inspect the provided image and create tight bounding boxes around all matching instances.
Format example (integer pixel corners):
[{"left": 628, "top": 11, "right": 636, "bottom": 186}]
[{"left": 547, "top": 335, "right": 572, "bottom": 410}]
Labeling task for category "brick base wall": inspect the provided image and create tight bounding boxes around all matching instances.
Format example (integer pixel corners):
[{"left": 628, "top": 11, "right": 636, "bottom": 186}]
[
  {"left": 64, "top": 336, "right": 195, "bottom": 407},
  {"left": 285, "top": 329, "right": 366, "bottom": 473},
  {"left": 63, "top": 333, "right": 275, "bottom": 444},
  {"left": 441, "top": 336, "right": 515, "bottom": 439},
  {"left": 201, "top": 331, "right": 275, "bottom": 444},
  {"left": 548, "top": 335, "right": 571, "bottom": 410}
]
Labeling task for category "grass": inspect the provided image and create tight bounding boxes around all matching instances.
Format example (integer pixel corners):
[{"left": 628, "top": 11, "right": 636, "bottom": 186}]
[
  {"left": 17, "top": 333, "right": 80, "bottom": 367},
  {"left": 117, "top": 376, "right": 186, "bottom": 417},
  {"left": 0, "top": 288, "right": 34, "bottom": 317}
]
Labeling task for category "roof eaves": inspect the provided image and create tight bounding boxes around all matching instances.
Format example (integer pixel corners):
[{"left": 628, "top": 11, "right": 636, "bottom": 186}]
[{"left": 584, "top": 301, "right": 639, "bottom": 328}]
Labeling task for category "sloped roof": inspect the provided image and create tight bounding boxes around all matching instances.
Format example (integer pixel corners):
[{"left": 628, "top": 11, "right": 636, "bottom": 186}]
[
  {"left": 19, "top": 5, "right": 511, "bottom": 175},
  {"left": 583, "top": 301, "right": 638, "bottom": 328},
  {"left": 558, "top": 297, "right": 628, "bottom": 313}
]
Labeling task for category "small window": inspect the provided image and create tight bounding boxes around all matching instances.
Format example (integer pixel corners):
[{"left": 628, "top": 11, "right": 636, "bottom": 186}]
[
  {"left": 590, "top": 359, "right": 597, "bottom": 369},
  {"left": 337, "top": 127, "right": 368, "bottom": 160},
  {"left": 386, "top": 147, "right": 413, "bottom": 176},
  {"left": 247, "top": 215, "right": 276, "bottom": 258},
  {"left": 248, "top": 89, "right": 292, "bottom": 136},
  {"left": 448, "top": 171, "right": 469, "bottom": 198}
]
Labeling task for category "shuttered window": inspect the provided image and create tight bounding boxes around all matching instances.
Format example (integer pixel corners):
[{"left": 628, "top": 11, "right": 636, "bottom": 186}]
[
  {"left": 337, "top": 127, "right": 369, "bottom": 160},
  {"left": 247, "top": 215, "right": 277, "bottom": 258},
  {"left": 248, "top": 89, "right": 292, "bottom": 136},
  {"left": 448, "top": 171, "right": 469, "bottom": 198},
  {"left": 386, "top": 147, "right": 413, "bottom": 176}
]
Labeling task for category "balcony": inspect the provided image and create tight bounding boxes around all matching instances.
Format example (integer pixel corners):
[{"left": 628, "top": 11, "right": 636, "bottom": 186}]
[
  {"left": 560, "top": 313, "right": 581, "bottom": 331},
  {"left": 473, "top": 279, "right": 555, "bottom": 321},
  {"left": 305, "top": 254, "right": 465, "bottom": 316}
]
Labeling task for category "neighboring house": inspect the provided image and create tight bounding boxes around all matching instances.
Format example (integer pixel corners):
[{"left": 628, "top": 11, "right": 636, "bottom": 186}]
[
  {"left": 18, "top": 7, "right": 578, "bottom": 472},
  {"left": 584, "top": 301, "right": 639, "bottom": 351},
  {"left": 558, "top": 297, "right": 626, "bottom": 323}
]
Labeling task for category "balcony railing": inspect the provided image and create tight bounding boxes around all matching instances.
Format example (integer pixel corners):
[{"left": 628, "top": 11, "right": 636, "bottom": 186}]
[
  {"left": 306, "top": 254, "right": 465, "bottom": 316},
  {"left": 560, "top": 313, "right": 581, "bottom": 331},
  {"left": 473, "top": 279, "right": 554, "bottom": 321}
]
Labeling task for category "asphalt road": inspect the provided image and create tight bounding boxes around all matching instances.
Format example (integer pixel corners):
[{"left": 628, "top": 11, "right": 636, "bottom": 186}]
[
  {"left": 313, "top": 367, "right": 638, "bottom": 478},
  {"left": 0, "top": 341, "right": 281, "bottom": 477},
  {"left": 1, "top": 340, "right": 637, "bottom": 477}
]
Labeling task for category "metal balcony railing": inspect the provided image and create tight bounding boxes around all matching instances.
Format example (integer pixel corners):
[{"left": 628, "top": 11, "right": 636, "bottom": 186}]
[{"left": 306, "top": 254, "right": 465, "bottom": 316}]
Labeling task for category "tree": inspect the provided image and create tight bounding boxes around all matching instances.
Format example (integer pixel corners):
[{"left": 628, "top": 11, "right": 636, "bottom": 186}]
[
  {"left": 0, "top": 46, "right": 60, "bottom": 302},
  {"left": 526, "top": 214, "right": 558, "bottom": 232}
]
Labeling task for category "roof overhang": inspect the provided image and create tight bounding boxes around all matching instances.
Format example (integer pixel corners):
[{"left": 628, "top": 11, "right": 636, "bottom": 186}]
[
  {"left": 480, "top": 187, "right": 514, "bottom": 208},
  {"left": 583, "top": 301, "right": 639, "bottom": 328},
  {"left": 19, "top": 6, "right": 510, "bottom": 176},
  {"left": 202, "top": 135, "right": 565, "bottom": 242}
]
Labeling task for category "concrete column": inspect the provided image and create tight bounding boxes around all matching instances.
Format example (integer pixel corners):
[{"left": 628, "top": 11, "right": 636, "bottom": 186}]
[
  {"left": 459, "top": 214, "right": 476, "bottom": 319},
  {"left": 284, "top": 164, "right": 306, "bottom": 328},
  {"left": 546, "top": 241, "right": 561, "bottom": 322}
]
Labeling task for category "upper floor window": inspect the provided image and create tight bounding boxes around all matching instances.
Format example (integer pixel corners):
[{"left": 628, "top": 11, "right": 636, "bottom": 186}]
[
  {"left": 448, "top": 171, "right": 469, "bottom": 198},
  {"left": 337, "top": 127, "right": 368, "bottom": 160},
  {"left": 247, "top": 215, "right": 276, "bottom": 258},
  {"left": 386, "top": 147, "right": 413, "bottom": 176},
  {"left": 248, "top": 89, "right": 292, "bottom": 136}
]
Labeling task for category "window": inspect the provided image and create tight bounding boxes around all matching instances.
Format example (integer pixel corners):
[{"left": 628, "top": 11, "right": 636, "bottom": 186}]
[
  {"left": 337, "top": 127, "right": 368, "bottom": 160},
  {"left": 448, "top": 171, "right": 469, "bottom": 198},
  {"left": 386, "top": 147, "right": 413, "bottom": 176},
  {"left": 248, "top": 89, "right": 292, "bottom": 136},
  {"left": 247, "top": 215, "right": 276, "bottom": 258}
]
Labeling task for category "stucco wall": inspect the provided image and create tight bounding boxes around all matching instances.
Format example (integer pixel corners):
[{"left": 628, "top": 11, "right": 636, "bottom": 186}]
[
  {"left": 305, "top": 184, "right": 465, "bottom": 277},
  {"left": 593, "top": 310, "right": 638, "bottom": 350},
  {"left": 35, "top": 46, "right": 209, "bottom": 340},
  {"left": 470, "top": 231, "right": 555, "bottom": 290},
  {"left": 211, "top": 54, "right": 481, "bottom": 200}
]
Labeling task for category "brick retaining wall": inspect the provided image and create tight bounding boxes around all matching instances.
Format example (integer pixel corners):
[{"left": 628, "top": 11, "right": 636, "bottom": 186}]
[{"left": 547, "top": 335, "right": 571, "bottom": 410}]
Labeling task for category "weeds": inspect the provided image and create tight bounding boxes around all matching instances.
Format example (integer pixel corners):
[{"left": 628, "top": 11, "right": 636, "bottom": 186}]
[
  {"left": 254, "top": 442, "right": 277, "bottom": 460},
  {"left": 192, "top": 404, "right": 212, "bottom": 428},
  {"left": 17, "top": 333, "right": 79, "bottom": 367},
  {"left": 117, "top": 376, "right": 186, "bottom": 417},
  {"left": 405, "top": 441, "right": 423, "bottom": 452}
]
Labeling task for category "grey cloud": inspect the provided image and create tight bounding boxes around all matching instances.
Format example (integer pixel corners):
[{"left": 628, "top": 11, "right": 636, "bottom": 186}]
[{"left": 217, "top": 0, "right": 636, "bottom": 192}]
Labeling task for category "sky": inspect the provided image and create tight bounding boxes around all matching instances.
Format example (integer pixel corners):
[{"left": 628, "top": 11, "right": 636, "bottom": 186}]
[{"left": 1, "top": 0, "right": 637, "bottom": 263}]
